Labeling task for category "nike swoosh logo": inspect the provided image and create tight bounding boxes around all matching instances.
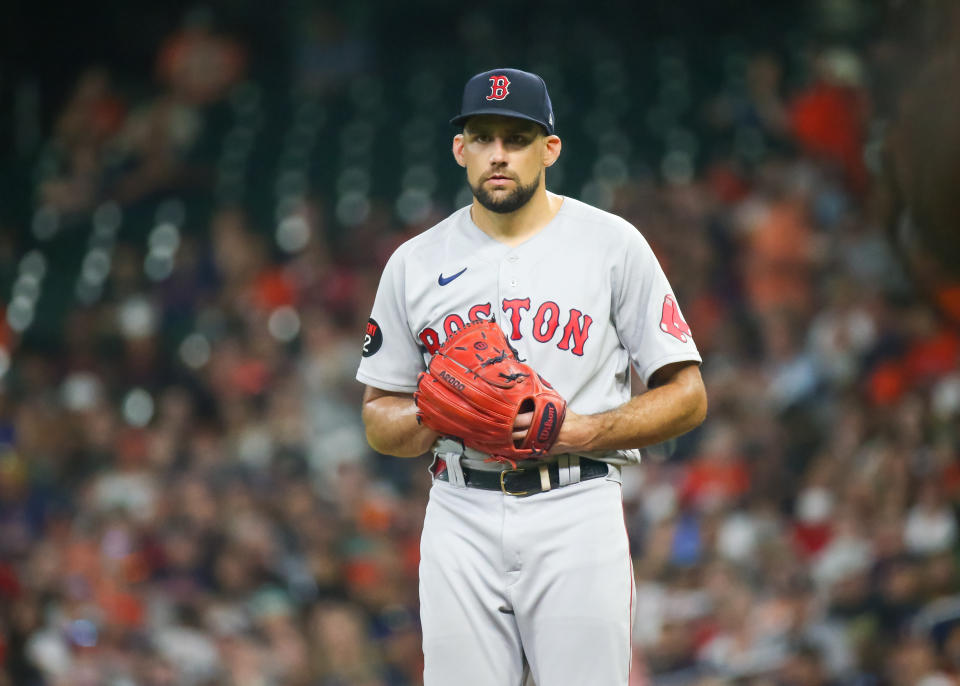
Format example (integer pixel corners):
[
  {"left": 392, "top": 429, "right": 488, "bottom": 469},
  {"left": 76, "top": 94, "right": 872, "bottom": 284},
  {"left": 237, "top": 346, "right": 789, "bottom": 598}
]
[{"left": 438, "top": 267, "right": 467, "bottom": 286}]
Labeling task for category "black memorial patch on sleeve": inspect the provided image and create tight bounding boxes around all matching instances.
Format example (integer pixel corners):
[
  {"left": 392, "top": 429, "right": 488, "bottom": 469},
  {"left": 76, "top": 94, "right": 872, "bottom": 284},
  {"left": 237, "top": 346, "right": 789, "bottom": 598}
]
[{"left": 362, "top": 318, "right": 383, "bottom": 357}]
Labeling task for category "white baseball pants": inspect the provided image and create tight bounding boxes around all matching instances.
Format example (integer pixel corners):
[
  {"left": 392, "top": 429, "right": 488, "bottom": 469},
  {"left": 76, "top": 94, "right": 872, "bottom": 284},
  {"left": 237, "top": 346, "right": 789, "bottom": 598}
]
[{"left": 419, "top": 472, "right": 635, "bottom": 686}]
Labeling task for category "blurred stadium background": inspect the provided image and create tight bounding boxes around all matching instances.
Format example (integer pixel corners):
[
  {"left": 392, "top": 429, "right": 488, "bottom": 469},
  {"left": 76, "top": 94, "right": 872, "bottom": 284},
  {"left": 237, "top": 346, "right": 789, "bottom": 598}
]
[{"left": 1, "top": 1, "right": 959, "bottom": 684}]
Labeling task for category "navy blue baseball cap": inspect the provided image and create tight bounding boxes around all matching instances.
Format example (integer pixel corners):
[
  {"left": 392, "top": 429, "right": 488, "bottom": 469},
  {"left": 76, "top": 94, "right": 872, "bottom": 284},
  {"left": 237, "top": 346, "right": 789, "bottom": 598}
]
[{"left": 450, "top": 68, "right": 555, "bottom": 135}]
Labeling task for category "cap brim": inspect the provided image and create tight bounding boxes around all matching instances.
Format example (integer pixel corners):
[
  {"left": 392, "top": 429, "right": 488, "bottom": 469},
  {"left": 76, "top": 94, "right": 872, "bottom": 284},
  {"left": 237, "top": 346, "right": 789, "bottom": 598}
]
[{"left": 450, "top": 108, "right": 552, "bottom": 133}]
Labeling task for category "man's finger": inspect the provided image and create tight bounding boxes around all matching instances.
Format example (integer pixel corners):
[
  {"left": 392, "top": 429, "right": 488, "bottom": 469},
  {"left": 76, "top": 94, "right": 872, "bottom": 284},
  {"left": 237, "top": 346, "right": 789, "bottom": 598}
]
[
  {"left": 514, "top": 411, "right": 533, "bottom": 429},
  {"left": 512, "top": 411, "right": 534, "bottom": 442}
]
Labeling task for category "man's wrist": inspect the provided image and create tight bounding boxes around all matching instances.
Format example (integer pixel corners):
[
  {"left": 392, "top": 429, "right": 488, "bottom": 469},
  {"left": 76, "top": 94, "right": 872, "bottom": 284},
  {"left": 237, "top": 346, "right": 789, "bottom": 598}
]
[{"left": 553, "top": 411, "right": 600, "bottom": 454}]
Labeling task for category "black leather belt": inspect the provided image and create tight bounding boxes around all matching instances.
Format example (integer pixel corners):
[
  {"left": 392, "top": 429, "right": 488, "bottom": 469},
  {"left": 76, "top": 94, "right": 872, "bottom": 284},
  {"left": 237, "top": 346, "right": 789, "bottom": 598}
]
[{"left": 435, "top": 457, "right": 609, "bottom": 496}]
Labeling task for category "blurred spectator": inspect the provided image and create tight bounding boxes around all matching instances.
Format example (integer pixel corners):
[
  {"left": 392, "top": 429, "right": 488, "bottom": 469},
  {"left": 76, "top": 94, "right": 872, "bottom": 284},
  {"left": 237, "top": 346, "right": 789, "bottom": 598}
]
[
  {"left": 155, "top": 8, "right": 246, "bottom": 107},
  {"left": 309, "top": 602, "right": 388, "bottom": 685},
  {"left": 40, "top": 68, "right": 126, "bottom": 216},
  {"left": 789, "top": 48, "right": 870, "bottom": 194},
  {"left": 679, "top": 422, "right": 750, "bottom": 513},
  {"left": 295, "top": 9, "right": 373, "bottom": 95}
]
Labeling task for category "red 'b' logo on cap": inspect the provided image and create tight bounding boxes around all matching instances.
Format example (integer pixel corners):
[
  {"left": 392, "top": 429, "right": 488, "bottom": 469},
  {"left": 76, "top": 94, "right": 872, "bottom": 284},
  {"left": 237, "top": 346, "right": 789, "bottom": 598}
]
[{"left": 486, "top": 75, "right": 510, "bottom": 101}]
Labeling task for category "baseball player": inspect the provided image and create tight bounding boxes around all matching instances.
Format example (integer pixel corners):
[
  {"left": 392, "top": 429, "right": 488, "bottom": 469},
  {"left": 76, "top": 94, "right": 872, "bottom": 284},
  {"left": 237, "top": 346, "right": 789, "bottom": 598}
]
[{"left": 357, "top": 68, "right": 707, "bottom": 686}]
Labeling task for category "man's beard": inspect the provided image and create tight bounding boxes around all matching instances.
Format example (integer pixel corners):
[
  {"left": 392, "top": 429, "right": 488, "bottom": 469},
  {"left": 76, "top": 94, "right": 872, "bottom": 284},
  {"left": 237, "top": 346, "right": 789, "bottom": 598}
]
[{"left": 471, "top": 170, "right": 541, "bottom": 214}]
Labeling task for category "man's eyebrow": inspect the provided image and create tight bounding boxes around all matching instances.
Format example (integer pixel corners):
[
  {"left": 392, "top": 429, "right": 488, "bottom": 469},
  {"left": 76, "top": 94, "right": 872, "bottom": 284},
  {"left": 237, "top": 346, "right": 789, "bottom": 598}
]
[{"left": 466, "top": 124, "right": 538, "bottom": 136}]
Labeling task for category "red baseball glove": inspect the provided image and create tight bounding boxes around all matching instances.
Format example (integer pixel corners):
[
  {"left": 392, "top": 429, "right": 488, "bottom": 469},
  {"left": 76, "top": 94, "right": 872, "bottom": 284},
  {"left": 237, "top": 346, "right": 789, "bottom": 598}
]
[{"left": 414, "top": 320, "right": 566, "bottom": 460}]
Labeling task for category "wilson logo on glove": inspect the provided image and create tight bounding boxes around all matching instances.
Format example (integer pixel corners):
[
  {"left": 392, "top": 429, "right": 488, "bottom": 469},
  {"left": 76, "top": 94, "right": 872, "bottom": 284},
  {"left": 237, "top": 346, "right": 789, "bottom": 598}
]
[
  {"left": 536, "top": 403, "right": 559, "bottom": 444},
  {"left": 414, "top": 320, "right": 566, "bottom": 461}
]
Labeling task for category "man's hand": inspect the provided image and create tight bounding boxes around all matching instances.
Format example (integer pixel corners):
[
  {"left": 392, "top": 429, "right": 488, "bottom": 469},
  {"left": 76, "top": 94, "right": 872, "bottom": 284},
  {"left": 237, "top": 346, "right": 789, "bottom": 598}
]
[
  {"left": 512, "top": 409, "right": 596, "bottom": 455},
  {"left": 511, "top": 362, "right": 706, "bottom": 455}
]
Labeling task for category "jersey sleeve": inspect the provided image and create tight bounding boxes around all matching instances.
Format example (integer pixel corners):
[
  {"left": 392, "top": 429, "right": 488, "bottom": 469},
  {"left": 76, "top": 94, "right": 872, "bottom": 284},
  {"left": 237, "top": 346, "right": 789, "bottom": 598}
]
[
  {"left": 356, "top": 248, "right": 425, "bottom": 393},
  {"left": 614, "top": 227, "right": 702, "bottom": 387}
]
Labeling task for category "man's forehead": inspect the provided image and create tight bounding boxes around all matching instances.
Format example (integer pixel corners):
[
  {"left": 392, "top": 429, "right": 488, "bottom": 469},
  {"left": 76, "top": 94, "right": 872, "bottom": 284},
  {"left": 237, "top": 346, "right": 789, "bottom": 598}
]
[{"left": 463, "top": 115, "right": 541, "bottom": 134}]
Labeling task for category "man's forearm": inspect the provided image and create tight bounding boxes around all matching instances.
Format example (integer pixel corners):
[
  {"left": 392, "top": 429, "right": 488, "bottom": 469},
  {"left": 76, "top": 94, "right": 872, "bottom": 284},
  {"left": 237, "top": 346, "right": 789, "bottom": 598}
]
[
  {"left": 551, "top": 364, "right": 707, "bottom": 454},
  {"left": 362, "top": 391, "right": 438, "bottom": 457}
]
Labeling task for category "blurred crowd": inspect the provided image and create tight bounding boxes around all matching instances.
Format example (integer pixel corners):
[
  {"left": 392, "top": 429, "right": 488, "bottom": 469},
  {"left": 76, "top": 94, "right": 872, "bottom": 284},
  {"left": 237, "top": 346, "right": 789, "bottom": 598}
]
[{"left": 2, "top": 4, "right": 960, "bottom": 686}]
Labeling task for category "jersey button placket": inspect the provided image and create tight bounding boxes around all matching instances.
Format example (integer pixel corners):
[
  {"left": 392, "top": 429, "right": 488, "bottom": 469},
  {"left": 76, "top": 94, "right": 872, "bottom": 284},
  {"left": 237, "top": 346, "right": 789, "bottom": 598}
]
[{"left": 503, "top": 254, "right": 520, "bottom": 292}]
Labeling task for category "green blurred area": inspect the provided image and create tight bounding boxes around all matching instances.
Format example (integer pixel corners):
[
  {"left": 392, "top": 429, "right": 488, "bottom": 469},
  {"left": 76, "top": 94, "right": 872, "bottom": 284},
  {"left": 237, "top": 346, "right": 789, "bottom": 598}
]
[{"left": 0, "top": 0, "right": 897, "bottom": 349}]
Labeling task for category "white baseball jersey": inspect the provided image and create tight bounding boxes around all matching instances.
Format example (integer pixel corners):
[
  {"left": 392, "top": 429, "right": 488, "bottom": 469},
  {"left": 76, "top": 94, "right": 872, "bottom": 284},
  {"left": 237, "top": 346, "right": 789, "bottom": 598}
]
[
  {"left": 356, "top": 195, "right": 701, "bottom": 465},
  {"left": 359, "top": 194, "right": 701, "bottom": 686}
]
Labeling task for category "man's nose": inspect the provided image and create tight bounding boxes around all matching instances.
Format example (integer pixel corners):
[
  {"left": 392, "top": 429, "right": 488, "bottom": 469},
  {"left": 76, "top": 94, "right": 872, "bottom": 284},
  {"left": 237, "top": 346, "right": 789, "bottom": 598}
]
[{"left": 489, "top": 138, "right": 508, "bottom": 164}]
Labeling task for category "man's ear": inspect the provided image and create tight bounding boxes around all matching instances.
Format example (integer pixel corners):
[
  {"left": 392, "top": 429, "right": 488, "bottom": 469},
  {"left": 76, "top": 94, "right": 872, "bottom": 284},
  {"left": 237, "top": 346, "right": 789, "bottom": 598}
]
[
  {"left": 543, "top": 135, "right": 562, "bottom": 167},
  {"left": 452, "top": 134, "right": 466, "bottom": 168}
]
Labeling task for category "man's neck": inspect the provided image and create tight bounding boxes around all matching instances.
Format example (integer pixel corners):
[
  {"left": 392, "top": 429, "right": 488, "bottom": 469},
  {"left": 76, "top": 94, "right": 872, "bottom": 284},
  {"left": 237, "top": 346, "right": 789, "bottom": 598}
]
[{"left": 470, "top": 190, "right": 564, "bottom": 247}]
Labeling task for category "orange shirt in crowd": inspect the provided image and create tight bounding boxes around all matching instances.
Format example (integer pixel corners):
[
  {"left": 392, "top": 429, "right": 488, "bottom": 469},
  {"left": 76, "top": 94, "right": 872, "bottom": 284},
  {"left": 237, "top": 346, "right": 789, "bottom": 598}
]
[
  {"left": 679, "top": 456, "right": 751, "bottom": 510},
  {"left": 742, "top": 200, "right": 815, "bottom": 316},
  {"left": 790, "top": 82, "right": 869, "bottom": 193}
]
